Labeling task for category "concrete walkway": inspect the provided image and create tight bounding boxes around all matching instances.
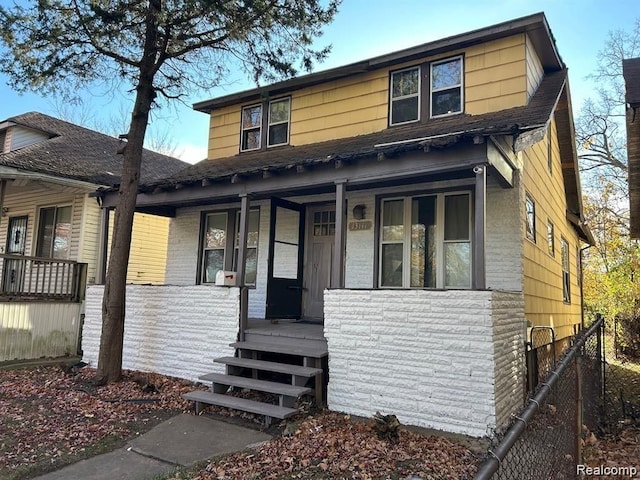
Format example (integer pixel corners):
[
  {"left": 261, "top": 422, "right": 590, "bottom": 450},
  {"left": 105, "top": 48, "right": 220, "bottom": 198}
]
[{"left": 33, "top": 414, "right": 272, "bottom": 480}]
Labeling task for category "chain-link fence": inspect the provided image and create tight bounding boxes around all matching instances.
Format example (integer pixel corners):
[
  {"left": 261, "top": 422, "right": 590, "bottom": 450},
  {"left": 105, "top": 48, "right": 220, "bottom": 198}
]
[{"left": 474, "top": 316, "right": 606, "bottom": 480}]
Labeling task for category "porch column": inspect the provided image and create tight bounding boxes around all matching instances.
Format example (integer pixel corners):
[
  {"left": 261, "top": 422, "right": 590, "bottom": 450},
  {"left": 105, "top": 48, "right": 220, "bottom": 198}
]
[
  {"left": 474, "top": 165, "right": 486, "bottom": 289},
  {"left": 96, "top": 207, "right": 111, "bottom": 285},
  {"left": 236, "top": 194, "right": 250, "bottom": 339},
  {"left": 331, "top": 180, "right": 346, "bottom": 288}
]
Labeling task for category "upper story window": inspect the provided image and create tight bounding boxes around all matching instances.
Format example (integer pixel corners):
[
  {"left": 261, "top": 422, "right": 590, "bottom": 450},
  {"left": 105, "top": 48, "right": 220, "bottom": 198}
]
[
  {"left": 388, "top": 56, "right": 463, "bottom": 126},
  {"left": 390, "top": 67, "right": 420, "bottom": 125},
  {"left": 430, "top": 56, "right": 463, "bottom": 117},
  {"left": 240, "top": 97, "right": 291, "bottom": 152}
]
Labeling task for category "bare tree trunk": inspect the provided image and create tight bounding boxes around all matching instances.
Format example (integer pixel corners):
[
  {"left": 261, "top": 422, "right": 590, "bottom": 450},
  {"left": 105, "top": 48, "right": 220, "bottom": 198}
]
[{"left": 96, "top": 0, "right": 161, "bottom": 384}]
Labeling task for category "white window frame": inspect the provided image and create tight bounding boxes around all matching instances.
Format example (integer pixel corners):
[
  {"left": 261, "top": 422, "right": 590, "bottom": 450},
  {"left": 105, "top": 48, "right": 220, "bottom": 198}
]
[
  {"left": 201, "top": 211, "right": 229, "bottom": 283},
  {"left": 378, "top": 191, "right": 472, "bottom": 289},
  {"left": 430, "top": 55, "right": 463, "bottom": 118},
  {"left": 267, "top": 97, "right": 291, "bottom": 148},
  {"left": 547, "top": 220, "right": 555, "bottom": 257},
  {"left": 525, "top": 193, "right": 536, "bottom": 243},
  {"left": 561, "top": 237, "right": 571, "bottom": 303},
  {"left": 240, "top": 103, "right": 263, "bottom": 152},
  {"left": 389, "top": 66, "right": 421, "bottom": 126},
  {"left": 35, "top": 204, "right": 73, "bottom": 259}
]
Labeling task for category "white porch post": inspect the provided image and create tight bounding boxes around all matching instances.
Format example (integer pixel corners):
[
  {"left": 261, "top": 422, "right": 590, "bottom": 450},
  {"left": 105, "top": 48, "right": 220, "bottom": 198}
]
[
  {"left": 96, "top": 207, "right": 111, "bottom": 285},
  {"left": 474, "top": 165, "right": 487, "bottom": 289},
  {"left": 237, "top": 193, "right": 250, "bottom": 339},
  {"left": 332, "top": 180, "right": 346, "bottom": 288}
]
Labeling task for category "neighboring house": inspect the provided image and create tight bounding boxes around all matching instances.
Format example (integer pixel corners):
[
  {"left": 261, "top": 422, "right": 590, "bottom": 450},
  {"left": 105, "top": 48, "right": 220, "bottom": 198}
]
[
  {"left": 623, "top": 58, "right": 640, "bottom": 239},
  {"left": 83, "top": 13, "right": 592, "bottom": 437},
  {"left": 0, "top": 112, "right": 188, "bottom": 362}
]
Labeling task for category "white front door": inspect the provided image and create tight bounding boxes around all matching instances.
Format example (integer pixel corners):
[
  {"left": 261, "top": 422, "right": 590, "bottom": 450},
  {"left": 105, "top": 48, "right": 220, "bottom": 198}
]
[{"left": 303, "top": 207, "right": 335, "bottom": 321}]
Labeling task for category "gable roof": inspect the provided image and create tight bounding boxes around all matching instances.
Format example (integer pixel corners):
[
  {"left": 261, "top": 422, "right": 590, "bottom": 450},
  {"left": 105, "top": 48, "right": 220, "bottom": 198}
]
[
  {"left": 145, "top": 69, "right": 567, "bottom": 190},
  {"left": 0, "top": 112, "right": 188, "bottom": 186},
  {"left": 194, "top": 12, "right": 563, "bottom": 112}
]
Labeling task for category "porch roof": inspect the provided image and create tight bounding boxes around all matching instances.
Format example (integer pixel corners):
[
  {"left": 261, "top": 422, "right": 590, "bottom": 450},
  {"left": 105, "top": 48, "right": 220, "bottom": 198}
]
[{"left": 142, "top": 69, "right": 567, "bottom": 193}]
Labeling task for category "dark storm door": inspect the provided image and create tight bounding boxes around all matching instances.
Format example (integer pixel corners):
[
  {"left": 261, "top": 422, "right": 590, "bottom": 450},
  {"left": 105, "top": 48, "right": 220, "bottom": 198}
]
[
  {"left": 266, "top": 198, "right": 305, "bottom": 319},
  {"left": 3, "top": 215, "right": 28, "bottom": 293}
]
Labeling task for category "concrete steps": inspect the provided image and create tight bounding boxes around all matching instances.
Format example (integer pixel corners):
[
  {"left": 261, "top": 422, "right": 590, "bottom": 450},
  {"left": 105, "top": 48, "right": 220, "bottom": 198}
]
[{"left": 183, "top": 337, "right": 328, "bottom": 424}]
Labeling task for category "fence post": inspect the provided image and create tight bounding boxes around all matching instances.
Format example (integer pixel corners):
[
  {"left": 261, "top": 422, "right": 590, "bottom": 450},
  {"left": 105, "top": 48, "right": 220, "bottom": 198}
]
[{"left": 575, "top": 350, "right": 583, "bottom": 464}]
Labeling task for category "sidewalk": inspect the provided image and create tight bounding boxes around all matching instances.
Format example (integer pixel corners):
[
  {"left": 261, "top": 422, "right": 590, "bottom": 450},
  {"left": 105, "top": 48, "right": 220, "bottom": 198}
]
[{"left": 33, "top": 413, "right": 272, "bottom": 480}]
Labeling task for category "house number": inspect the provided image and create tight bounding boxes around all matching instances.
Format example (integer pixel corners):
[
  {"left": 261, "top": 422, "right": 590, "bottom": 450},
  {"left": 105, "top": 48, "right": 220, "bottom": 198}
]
[{"left": 348, "top": 221, "right": 372, "bottom": 231}]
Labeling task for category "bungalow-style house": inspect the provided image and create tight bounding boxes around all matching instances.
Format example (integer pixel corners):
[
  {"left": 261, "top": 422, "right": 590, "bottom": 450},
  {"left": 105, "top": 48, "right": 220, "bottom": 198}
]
[
  {"left": 623, "top": 58, "right": 640, "bottom": 239},
  {"left": 82, "top": 13, "right": 592, "bottom": 437},
  {"left": 0, "top": 112, "right": 188, "bottom": 362}
]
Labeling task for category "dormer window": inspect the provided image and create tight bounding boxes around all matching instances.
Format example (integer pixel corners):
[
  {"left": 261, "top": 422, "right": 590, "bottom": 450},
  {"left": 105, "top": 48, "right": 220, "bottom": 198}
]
[
  {"left": 430, "top": 56, "right": 463, "bottom": 117},
  {"left": 390, "top": 67, "right": 420, "bottom": 125},
  {"left": 240, "top": 97, "right": 291, "bottom": 152}
]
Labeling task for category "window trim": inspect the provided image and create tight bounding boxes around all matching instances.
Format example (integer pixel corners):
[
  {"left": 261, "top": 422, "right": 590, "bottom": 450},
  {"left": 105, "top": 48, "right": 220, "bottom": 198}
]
[
  {"left": 430, "top": 55, "right": 464, "bottom": 118},
  {"left": 240, "top": 103, "right": 263, "bottom": 152},
  {"left": 240, "top": 97, "right": 291, "bottom": 152},
  {"left": 547, "top": 220, "right": 555, "bottom": 257},
  {"left": 525, "top": 193, "right": 536, "bottom": 243},
  {"left": 35, "top": 204, "right": 73, "bottom": 259},
  {"left": 389, "top": 66, "right": 421, "bottom": 126},
  {"left": 198, "top": 207, "right": 260, "bottom": 286},
  {"left": 267, "top": 97, "right": 291, "bottom": 147},
  {"left": 377, "top": 190, "right": 472, "bottom": 289},
  {"left": 561, "top": 237, "right": 571, "bottom": 303}
]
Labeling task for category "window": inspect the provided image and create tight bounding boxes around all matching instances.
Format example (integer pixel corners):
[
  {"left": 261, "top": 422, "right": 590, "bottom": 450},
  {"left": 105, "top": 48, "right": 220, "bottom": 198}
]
[
  {"left": 201, "top": 209, "right": 260, "bottom": 285},
  {"left": 525, "top": 194, "right": 536, "bottom": 243},
  {"left": 390, "top": 67, "right": 420, "bottom": 125},
  {"left": 241, "top": 104, "right": 262, "bottom": 151},
  {"left": 240, "top": 97, "right": 291, "bottom": 151},
  {"left": 547, "top": 220, "right": 555, "bottom": 256},
  {"left": 36, "top": 206, "right": 72, "bottom": 259},
  {"left": 431, "top": 56, "right": 463, "bottom": 117},
  {"left": 561, "top": 238, "right": 570, "bottom": 303},
  {"left": 379, "top": 192, "right": 470, "bottom": 289}
]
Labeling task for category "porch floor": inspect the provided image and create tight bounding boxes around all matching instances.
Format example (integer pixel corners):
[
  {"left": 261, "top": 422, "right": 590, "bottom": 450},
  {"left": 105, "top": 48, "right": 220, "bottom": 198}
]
[{"left": 247, "top": 319, "right": 325, "bottom": 341}]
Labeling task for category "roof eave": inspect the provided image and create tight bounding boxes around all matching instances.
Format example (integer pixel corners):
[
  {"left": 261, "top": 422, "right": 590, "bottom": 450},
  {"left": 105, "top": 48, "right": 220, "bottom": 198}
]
[{"left": 194, "top": 12, "right": 563, "bottom": 113}]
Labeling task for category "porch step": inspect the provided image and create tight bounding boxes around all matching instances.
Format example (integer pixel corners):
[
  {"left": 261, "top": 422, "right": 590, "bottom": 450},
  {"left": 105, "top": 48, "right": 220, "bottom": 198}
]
[
  {"left": 230, "top": 341, "right": 328, "bottom": 358},
  {"left": 183, "top": 390, "right": 298, "bottom": 419},
  {"left": 214, "top": 356, "right": 322, "bottom": 378},
  {"left": 198, "top": 372, "right": 312, "bottom": 397}
]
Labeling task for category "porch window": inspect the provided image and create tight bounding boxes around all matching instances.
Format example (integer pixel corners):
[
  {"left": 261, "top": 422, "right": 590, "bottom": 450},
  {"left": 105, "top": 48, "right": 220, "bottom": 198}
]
[
  {"left": 430, "top": 56, "right": 463, "bottom": 117},
  {"left": 561, "top": 237, "right": 570, "bottom": 303},
  {"left": 201, "top": 209, "right": 260, "bottom": 285},
  {"left": 390, "top": 67, "right": 420, "bottom": 125},
  {"left": 36, "top": 205, "right": 72, "bottom": 259},
  {"left": 379, "top": 192, "right": 471, "bottom": 288}
]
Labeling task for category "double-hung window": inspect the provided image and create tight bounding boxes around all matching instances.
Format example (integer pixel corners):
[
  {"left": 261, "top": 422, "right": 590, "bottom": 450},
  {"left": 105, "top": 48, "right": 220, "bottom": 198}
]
[
  {"left": 525, "top": 194, "right": 536, "bottom": 243},
  {"left": 201, "top": 209, "right": 260, "bottom": 285},
  {"left": 561, "top": 237, "right": 570, "bottom": 303},
  {"left": 36, "top": 205, "right": 72, "bottom": 259},
  {"left": 430, "top": 56, "right": 463, "bottom": 117},
  {"left": 379, "top": 192, "right": 471, "bottom": 289},
  {"left": 390, "top": 67, "right": 420, "bottom": 125},
  {"left": 389, "top": 56, "right": 463, "bottom": 126},
  {"left": 240, "top": 97, "right": 291, "bottom": 151}
]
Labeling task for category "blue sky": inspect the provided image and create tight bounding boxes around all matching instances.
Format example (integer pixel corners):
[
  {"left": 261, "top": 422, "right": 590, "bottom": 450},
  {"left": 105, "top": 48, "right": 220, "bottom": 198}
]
[{"left": 0, "top": 0, "right": 636, "bottom": 163}]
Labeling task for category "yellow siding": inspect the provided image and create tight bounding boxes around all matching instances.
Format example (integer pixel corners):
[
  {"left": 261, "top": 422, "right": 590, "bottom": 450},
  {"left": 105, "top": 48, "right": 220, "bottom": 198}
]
[
  {"left": 525, "top": 34, "right": 544, "bottom": 100},
  {"left": 107, "top": 212, "right": 169, "bottom": 285},
  {"left": 522, "top": 118, "right": 582, "bottom": 340},
  {"left": 207, "top": 34, "right": 529, "bottom": 159},
  {"left": 78, "top": 196, "right": 101, "bottom": 284}
]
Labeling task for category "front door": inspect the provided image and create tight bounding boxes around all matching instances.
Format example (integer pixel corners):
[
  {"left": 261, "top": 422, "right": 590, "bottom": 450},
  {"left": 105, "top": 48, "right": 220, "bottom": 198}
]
[
  {"left": 3, "top": 215, "right": 28, "bottom": 293},
  {"left": 266, "top": 198, "right": 305, "bottom": 319},
  {"left": 303, "top": 207, "right": 335, "bottom": 321}
]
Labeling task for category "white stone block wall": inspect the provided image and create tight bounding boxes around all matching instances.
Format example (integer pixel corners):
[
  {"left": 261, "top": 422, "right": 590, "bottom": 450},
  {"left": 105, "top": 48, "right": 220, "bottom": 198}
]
[
  {"left": 324, "top": 289, "right": 526, "bottom": 437},
  {"left": 325, "top": 289, "right": 496, "bottom": 437},
  {"left": 82, "top": 285, "right": 239, "bottom": 382},
  {"left": 491, "top": 291, "right": 526, "bottom": 428}
]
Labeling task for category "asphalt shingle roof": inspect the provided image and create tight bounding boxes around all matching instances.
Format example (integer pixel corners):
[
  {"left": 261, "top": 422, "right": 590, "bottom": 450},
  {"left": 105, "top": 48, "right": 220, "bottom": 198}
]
[
  {"left": 147, "top": 69, "right": 566, "bottom": 191},
  {"left": 0, "top": 112, "right": 189, "bottom": 186}
]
